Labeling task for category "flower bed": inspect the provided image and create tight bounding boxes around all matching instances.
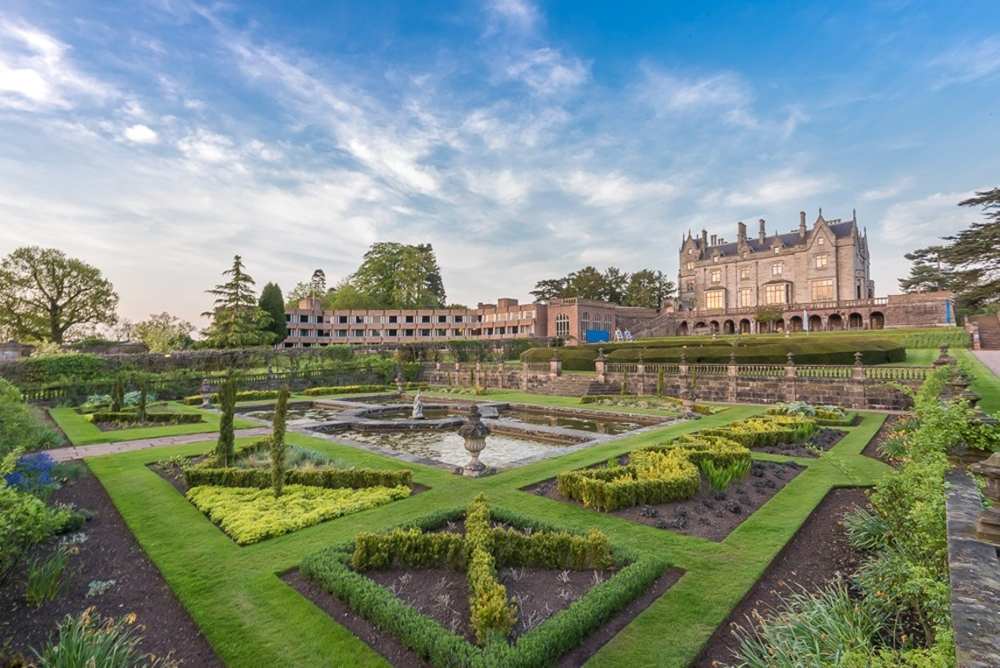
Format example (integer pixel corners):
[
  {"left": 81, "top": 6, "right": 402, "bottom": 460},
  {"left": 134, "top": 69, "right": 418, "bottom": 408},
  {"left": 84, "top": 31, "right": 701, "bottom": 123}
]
[
  {"left": 765, "top": 401, "right": 859, "bottom": 427},
  {"left": 300, "top": 495, "right": 666, "bottom": 666},
  {"left": 187, "top": 484, "right": 410, "bottom": 545}
]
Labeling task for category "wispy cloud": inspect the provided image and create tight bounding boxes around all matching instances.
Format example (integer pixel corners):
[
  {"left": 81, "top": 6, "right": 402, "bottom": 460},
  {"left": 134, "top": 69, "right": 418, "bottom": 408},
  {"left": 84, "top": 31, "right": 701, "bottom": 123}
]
[
  {"left": 503, "top": 47, "right": 590, "bottom": 96},
  {"left": 860, "top": 177, "right": 912, "bottom": 202},
  {"left": 723, "top": 170, "right": 834, "bottom": 208},
  {"left": 484, "top": 0, "right": 542, "bottom": 34},
  {"left": 878, "top": 191, "right": 974, "bottom": 245},
  {"left": 639, "top": 67, "right": 752, "bottom": 119},
  {"left": 0, "top": 18, "right": 112, "bottom": 110},
  {"left": 929, "top": 35, "right": 1000, "bottom": 88}
]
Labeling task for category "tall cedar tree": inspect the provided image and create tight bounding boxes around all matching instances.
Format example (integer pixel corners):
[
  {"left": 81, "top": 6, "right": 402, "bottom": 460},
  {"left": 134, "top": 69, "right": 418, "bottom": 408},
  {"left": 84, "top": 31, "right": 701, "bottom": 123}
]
[
  {"left": 900, "top": 188, "right": 1000, "bottom": 310},
  {"left": 0, "top": 246, "right": 119, "bottom": 344},
  {"left": 215, "top": 377, "right": 238, "bottom": 465},
  {"left": 270, "top": 385, "right": 290, "bottom": 498},
  {"left": 202, "top": 255, "right": 276, "bottom": 349},
  {"left": 258, "top": 282, "right": 288, "bottom": 343},
  {"left": 110, "top": 374, "right": 125, "bottom": 413}
]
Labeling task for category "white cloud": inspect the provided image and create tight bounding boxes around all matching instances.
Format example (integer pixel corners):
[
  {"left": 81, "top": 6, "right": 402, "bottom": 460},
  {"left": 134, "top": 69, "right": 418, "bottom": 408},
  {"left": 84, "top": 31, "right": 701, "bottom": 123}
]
[
  {"left": 878, "top": 191, "right": 974, "bottom": 246},
  {"left": 860, "top": 177, "right": 912, "bottom": 202},
  {"left": 123, "top": 124, "right": 158, "bottom": 144},
  {"left": 0, "top": 18, "right": 111, "bottom": 110},
  {"left": 485, "top": 0, "right": 541, "bottom": 33},
  {"left": 724, "top": 170, "right": 834, "bottom": 207},
  {"left": 930, "top": 36, "right": 1000, "bottom": 88},
  {"left": 177, "top": 128, "right": 236, "bottom": 163},
  {"left": 557, "top": 171, "right": 677, "bottom": 209},
  {"left": 504, "top": 47, "right": 590, "bottom": 95},
  {"left": 640, "top": 68, "right": 750, "bottom": 115}
]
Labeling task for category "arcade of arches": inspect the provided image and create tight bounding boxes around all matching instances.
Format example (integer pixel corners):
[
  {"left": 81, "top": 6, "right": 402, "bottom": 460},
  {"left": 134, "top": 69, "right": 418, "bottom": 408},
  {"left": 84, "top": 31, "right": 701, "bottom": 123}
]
[{"left": 675, "top": 311, "right": 885, "bottom": 336}]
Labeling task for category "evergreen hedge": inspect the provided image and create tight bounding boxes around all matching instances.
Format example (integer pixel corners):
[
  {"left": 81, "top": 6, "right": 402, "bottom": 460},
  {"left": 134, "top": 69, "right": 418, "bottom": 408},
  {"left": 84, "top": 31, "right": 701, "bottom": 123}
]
[
  {"left": 85, "top": 411, "right": 203, "bottom": 425},
  {"left": 182, "top": 465, "right": 411, "bottom": 491}
]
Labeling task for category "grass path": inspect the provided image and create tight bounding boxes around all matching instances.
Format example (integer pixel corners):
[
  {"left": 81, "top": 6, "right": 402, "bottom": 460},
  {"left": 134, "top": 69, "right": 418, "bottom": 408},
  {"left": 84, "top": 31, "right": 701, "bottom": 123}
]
[{"left": 86, "top": 403, "right": 889, "bottom": 668}]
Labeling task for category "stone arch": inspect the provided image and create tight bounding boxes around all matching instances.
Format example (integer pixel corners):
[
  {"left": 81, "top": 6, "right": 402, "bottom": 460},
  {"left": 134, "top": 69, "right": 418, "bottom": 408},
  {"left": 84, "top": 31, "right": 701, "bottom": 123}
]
[
  {"left": 828, "top": 313, "right": 844, "bottom": 331},
  {"left": 694, "top": 321, "right": 708, "bottom": 334},
  {"left": 848, "top": 312, "right": 864, "bottom": 330},
  {"left": 808, "top": 314, "right": 823, "bottom": 332},
  {"left": 870, "top": 311, "right": 885, "bottom": 330},
  {"left": 789, "top": 315, "right": 803, "bottom": 332},
  {"left": 709, "top": 320, "right": 720, "bottom": 333},
  {"left": 723, "top": 319, "right": 735, "bottom": 335},
  {"left": 678, "top": 321, "right": 689, "bottom": 336},
  {"left": 739, "top": 318, "right": 751, "bottom": 334}
]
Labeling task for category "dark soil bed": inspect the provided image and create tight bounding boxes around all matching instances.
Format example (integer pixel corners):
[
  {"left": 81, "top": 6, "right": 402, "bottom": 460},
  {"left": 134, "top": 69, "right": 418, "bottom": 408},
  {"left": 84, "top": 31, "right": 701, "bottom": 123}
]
[
  {"left": 281, "top": 564, "right": 682, "bottom": 668},
  {"left": 524, "top": 459, "right": 804, "bottom": 542},
  {"left": 0, "top": 462, "right": 222, "bottom": 667},
  {"left": 753, "top": 427, "right": 846, "bottom": 458},
  {"left": 862, "top": 414, "right": 903, "bottom": 463},
  {"left": 692, "top": 487, "right": 869, "bottom": 668}
]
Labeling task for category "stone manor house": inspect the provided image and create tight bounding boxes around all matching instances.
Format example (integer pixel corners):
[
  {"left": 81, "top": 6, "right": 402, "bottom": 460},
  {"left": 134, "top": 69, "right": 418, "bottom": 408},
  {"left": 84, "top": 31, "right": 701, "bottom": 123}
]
[{"left": 282, "top": 209, "right": 954, "bottom": 348}]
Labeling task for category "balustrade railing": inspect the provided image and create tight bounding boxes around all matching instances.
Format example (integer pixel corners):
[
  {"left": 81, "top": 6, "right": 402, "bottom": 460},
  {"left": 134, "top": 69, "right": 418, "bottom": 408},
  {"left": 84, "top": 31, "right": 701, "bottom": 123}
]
[
  {"left": 795, "top": 365, "right": 852, "bottom": 379},
  {"left": 738, "top": 364, "right": 785, "bottom": 377},
  {"left": 524, "top": 362, "right": 551, "bottom": 373},
  {"left": 864, "top": 366, "right": 934, "bottom": 381},
  {"left": 690, "top": 364, "right": 728, "bottom": 375},
  {"left": 644, "top": 363, "right": 680, "bottom": 374},
  {"left": 605, "top": 363, "right": 638, "bottom": 374}
]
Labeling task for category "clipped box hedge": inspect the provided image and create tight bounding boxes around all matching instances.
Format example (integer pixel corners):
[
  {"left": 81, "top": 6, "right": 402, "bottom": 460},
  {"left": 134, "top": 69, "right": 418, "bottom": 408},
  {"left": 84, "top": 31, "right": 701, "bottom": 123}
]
[
  {"left": 182, "top": 464, "right": 411, "bottom": 491},
  {"left": 302, "top": 498, "right": 663, "bottom": 667},
  {"left": 183, "top": 389, "right": 283, "bottom": 405},
  {"left": 85, "top": 411, "right": 203, "bottom": 425},
  {"left": 301, "top": 385, "right": 389, "bottom": 396}
]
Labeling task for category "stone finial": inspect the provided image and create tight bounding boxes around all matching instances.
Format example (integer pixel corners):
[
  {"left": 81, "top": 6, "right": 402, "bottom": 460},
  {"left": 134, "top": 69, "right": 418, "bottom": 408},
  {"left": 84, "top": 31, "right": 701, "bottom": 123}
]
[
  {"left": 854, "top": 351, "right": 863, "bottom": 366},
  {"left": 786, "top": 351, "right": 795, "bottom": 364},
  {"left": 596, "top": 347, "right": 606, "bottom": 361},
  {"left": 638, "top": 352, "right": 644, "bottom": 363},
  {"left": 552, "top": 350, "right": 561, "bottom": 362},
  {"left": 934, "top": 344, "right": 956, "bottom": 367},
  {"left": 730, "top": 351, "right": 737, "bottom": 365},
  {"left": 971, "top": 454, "right": 1000, "bottom": 545}
]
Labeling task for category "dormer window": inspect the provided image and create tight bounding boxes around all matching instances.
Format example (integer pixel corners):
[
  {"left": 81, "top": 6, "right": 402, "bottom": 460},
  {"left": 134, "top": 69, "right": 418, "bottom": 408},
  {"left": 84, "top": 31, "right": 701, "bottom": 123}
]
[
  {"left": 713, "top": 256, "right": 719, "bottom": 262},
  {"left": 773, "top": 247, "right": 780, "bottom": 254},
  {"left": 818, "top": 237, "right": 824, "bottom": 245}
]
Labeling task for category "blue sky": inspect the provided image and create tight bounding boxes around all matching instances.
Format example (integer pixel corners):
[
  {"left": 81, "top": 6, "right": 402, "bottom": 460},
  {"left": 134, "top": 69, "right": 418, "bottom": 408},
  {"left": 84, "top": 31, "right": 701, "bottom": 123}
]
[{"left": 0, "top": 0, "right": 997, "bottom": 327}]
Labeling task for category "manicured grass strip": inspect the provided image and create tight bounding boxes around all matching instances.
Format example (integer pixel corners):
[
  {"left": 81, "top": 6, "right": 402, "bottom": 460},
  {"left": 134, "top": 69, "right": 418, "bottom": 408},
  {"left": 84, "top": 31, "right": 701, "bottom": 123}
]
[
  {"left": 956, "top": 349, "right": 1000, "bottom": 415},
  {"left": 49, "top": 403, "right": 257, "bottom": 446}
]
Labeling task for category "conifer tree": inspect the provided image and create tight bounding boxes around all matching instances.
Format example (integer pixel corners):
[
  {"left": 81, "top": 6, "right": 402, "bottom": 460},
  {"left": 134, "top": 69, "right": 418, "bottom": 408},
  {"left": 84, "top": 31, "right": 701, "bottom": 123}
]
[
  {"left": 111, "top": 373, "right": 125, "bottom": 412},
  {"left": 215, "top": 377, "right": 238, "bottom": 465},
  {"left": 271, "top": 386, "right": 290, "bottom": 498},
  {"left": 137, "top": 381, "right": 148, "bottom": 424},
  {"left": 202, "top": 255, "right": 276, "bottom": 349},
  {"left": 258, "top": 282, "right": 288, "bottom": 343}
]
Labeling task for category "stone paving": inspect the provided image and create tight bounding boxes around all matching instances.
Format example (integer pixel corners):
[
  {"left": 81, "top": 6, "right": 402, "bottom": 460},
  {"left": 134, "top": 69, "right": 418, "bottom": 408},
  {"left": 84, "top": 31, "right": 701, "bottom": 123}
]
[
  {"left": 47, "top": 428, "right": 272, "bottom": 463},
  {"left": 973, "top": 350, "right": 1000, "bottom": 378}
]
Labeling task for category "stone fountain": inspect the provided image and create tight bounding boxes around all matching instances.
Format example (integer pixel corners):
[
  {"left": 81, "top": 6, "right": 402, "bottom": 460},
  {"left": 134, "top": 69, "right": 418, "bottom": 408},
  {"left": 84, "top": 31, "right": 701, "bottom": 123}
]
[{"left": 457, "top": 404, "right": 491, "bottom": 477}]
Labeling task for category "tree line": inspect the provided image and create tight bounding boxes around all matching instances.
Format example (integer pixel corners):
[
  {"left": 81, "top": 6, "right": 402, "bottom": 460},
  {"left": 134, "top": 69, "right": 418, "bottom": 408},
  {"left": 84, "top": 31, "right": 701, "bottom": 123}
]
[{"left": 530, "top": 266, "right": 674, "bottom": 309}]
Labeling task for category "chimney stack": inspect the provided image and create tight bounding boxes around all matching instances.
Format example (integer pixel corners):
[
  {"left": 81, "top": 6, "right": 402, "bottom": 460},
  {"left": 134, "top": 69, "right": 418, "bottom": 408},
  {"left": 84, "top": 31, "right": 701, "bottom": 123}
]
[
  {"left": 737, "top": 221, "right": 747, "bottom": 243},
  {"left": 799, "top": 211, "right": 807, "bottom": 238},
  {"left": 701, "top": 229, "right": 708, "bottom": 248},
  {"left": 758, "top": 219, "right": 766, "bottom": 243},
  {"left": 710, "top": 234, "right": 717, "bottom": 245}
]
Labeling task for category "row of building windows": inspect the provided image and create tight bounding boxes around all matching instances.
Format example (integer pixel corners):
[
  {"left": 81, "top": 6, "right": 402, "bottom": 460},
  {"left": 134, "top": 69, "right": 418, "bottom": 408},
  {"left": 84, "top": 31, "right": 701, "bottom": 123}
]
[
  {"left": 706, "top": 256, "right": 829, "bottom": 285},
  {"left": 289, "top": 325, "right": 530, "bottom": 339},
  {"left": 704, "top": 278, "right": 837, "bottom": 309},
  {"left": 286, "top": 311, "right": 535, "bottom": 326}
]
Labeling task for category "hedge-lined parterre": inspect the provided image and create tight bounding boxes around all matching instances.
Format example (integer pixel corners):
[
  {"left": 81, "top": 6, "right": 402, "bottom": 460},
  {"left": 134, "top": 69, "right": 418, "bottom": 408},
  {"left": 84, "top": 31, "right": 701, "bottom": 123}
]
[
  {"left": 84, "top": 411, "right": 204, "bottom": 425},
  {"left": 556, "top": 415, "right": 816, "bottom": 511},
  {"left": 183, "top": 389, "right": 284, "bottom": 405},
  {"left": 302, "top": 494, "right": 662, "bottom": 667}
]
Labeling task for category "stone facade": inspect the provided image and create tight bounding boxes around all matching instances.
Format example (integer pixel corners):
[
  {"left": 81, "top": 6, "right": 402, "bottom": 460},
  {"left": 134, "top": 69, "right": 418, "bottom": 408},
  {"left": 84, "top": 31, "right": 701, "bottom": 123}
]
[{"left": 678, "top": 211, "right": 873, "bottom": 312}]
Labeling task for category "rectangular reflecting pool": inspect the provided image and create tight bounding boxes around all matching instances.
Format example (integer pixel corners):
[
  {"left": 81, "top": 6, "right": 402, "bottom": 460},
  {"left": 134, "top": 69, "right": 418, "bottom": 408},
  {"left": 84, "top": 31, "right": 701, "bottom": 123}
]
[
  {"left": 342, "top": 430, "right": 572, "bottom": 470},
  {"left": 496, "top": 409, "right": 654, "bottom": 435}
]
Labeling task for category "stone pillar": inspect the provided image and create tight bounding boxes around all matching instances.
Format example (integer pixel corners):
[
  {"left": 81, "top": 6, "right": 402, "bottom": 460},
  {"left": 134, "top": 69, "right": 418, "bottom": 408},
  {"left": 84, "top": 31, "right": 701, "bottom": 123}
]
[
  {"left": 549, "top": 350, "right": 562, "bottom": 379},
  {"left": 679, "top": 348, "right": 689, "bottom": 376},
  {"left": 727, "top": 351, "right": 738, "bottom": 377},
  {"left": 971, "top": 454, "right": 1000, "bottom": 545},
  {"left": 933, "top": 343, "right": 957, "bottom": 368},
  {"left": 497, "top": 362, "right": 504, "bottom": 389},
  {"left": 475, "top": 360, "right": 483, "bottom": 386},
  {"left": 595, "top": 348, "right": 607, "bottom": 383},
  {"left": 851, "top": 351, "right": 865, "bottom": 380},
  {"left": 784, "top": 352, "right": 796, "bottom": 378}
]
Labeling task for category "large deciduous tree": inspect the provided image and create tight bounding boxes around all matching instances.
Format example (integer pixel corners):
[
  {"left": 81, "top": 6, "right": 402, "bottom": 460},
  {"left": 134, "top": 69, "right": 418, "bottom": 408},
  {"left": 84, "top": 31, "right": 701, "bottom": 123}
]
[
  {"left": 623, "top": 270, "right": 675, "bottom": 308},
  {"left": 0, "top": 247, "right": 119, "bottom": 344},
  {"left": 351, "top": 242, "right": 446, "bottom": 308},
  {"left": 563, "top": 266, "right": 606, "bottom": 300},
  {"left": 132, "top": 312, "right": 195, "bottom": 352},
  {"left": 258, "top": 283, "right": 288, "bottom": 343},
  {"left": 201, "top": 255, "right": 276, "bottom": 349}
]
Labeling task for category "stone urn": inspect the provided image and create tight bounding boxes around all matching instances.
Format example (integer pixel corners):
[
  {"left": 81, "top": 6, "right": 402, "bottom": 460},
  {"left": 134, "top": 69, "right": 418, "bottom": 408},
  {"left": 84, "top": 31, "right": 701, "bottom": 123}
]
[
  {"left": 198, "top": 379, "right": 213, "bottom": 409},
  {"left": 971, "top": 453, "right": 1000, "bottom": 545},
  {"left": 457, "top": 405, "right": 491, "bottom": 477}
]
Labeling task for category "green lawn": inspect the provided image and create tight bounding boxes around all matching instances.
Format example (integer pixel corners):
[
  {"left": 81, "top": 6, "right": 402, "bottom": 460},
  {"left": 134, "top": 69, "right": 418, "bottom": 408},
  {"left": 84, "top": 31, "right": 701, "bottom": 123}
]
[
  {"left": 49, "top": 403, "right": 259, "bottom": 446},
  {"left": 84, "top": 398, "right": 890, "bottom": 667},
  {"left": 956, "top": 349, "right": 1000, "bottom": 415},
  {"left": 898, "top": 348, "right": 940, "bottom": 366}
]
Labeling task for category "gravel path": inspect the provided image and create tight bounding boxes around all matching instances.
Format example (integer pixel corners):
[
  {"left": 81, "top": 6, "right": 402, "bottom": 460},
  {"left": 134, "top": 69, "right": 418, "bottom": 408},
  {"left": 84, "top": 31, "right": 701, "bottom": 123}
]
[
  {"left": 972, "top": 350, "right": 1000, "bottom": 378},
  {"left": 46, "top": 427, "right": 272, "bottom": 462}
]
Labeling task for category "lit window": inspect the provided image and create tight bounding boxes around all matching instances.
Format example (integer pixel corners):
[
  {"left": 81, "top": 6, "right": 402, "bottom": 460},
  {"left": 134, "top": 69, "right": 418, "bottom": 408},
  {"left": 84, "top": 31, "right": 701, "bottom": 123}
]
[
  {"left": 772, "top": 263, "right": 783, "bottom": 276},
  {"left": 688, "top": 248, "right": 693, "bottom": 254},
  {"left": 706, "top": 290, "right": 724, "bottom": 309},
  {"left": 774, "top": 247, "right": 780, "bottom": 254},
  {"left": 685, "top": 281, "right": 694, "bottom": 292},
  {"left": 711, "top": 269, "right": 721, "bottom": 284},
  {"left": 684, "top": 261, "right": 694, "bottom": 271},
  {"left": 739, "top": 265, "right": 750, "bottom": 280},
  {"left": 815, "top": 254, "right": 828, "bottom": 268},
  {"left": 811, "top": 279, "right": 834, "bottom": 301},
  {"left": 818, "top": 237, "right": 825, "bottom": 245},
  {"left": 765, "top": 284, "right": 788, "bottom": 305},
  {"left": 739, "top": 287, "right": 753, "bottom": 307},
  {"left": 555, "top": 314, "right": 569, "bottom": 338}
]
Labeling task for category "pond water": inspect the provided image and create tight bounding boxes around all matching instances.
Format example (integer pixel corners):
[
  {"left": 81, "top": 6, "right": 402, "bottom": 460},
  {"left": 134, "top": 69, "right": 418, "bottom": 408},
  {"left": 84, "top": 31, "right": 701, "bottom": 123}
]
[
  {"left": 343, "top": 430, "right": 571, "bottom": 469},
  {"left": 243, "top": 404, "right": 345, "bottom": 423},
  {"left": 496, "top": 409, "right": 653, "bottom": 435}
]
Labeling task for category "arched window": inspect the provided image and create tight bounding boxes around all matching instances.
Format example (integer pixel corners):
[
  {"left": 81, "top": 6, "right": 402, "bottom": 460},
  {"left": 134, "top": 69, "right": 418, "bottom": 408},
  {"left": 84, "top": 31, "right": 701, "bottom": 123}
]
[
  {"left": 604, "top": 314, "right": 613, "bottom": 331},
  {"left": 580, "top": 312, "right": 590, "bottom": 337},
  {"left": 555, "top": 314, "right": 570, "bottom": 338}
]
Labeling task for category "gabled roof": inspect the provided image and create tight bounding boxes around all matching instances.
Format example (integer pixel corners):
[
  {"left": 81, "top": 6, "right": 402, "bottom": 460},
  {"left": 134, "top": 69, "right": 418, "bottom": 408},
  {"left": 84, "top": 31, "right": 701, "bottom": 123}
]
[{"left": 695, "top": 220, "right": 857, "bottom": 257}]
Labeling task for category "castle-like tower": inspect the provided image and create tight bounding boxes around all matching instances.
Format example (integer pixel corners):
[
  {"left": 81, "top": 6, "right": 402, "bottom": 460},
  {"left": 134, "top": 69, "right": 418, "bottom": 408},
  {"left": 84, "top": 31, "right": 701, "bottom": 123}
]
[{"left": 677, "top": 210, "right": 873, "bottom": 312}]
